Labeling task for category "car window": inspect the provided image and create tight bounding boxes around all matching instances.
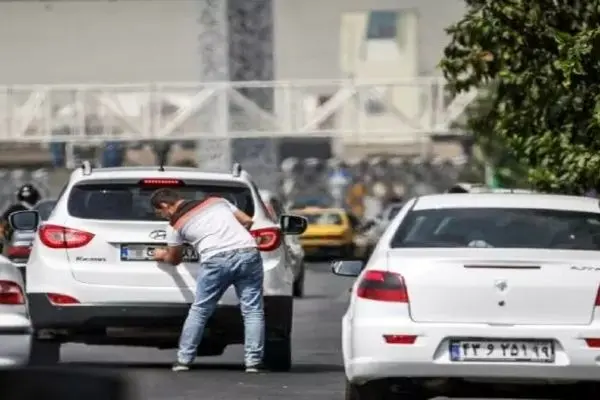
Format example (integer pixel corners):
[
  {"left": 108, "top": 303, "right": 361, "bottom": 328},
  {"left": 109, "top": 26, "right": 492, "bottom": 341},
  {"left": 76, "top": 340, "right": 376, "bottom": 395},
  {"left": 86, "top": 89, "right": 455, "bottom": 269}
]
[
  {"left": 390, "top": 208, "right": 600, "bottom": 250},
  {"left": 249, "top": 182, "right": 274, "bottom": 221},
  {"left": 67, "top": 181, "right": 254, "bottom": 221},
  {"left": 387, "top": 205, "right": 403, "bottom": 220},
  {"left": 269, "top": 197, "right": 284, "bottom": 217},
  {"left": 34, "top": 200, "right": 56, "bottom": 221},
  {"left": 299, "top": 211, "right": 343, "bottom": 225}
]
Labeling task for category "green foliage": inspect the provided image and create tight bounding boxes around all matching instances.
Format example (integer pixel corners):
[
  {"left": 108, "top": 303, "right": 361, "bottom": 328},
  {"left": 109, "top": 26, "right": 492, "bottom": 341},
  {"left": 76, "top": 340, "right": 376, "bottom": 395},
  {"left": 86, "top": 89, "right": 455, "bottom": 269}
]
[
  {"left": 440, "top": 0, "right": 600, "bottom": 193},
  {"left": 454, "top": 81, "right": 529, "bottom": 188}
]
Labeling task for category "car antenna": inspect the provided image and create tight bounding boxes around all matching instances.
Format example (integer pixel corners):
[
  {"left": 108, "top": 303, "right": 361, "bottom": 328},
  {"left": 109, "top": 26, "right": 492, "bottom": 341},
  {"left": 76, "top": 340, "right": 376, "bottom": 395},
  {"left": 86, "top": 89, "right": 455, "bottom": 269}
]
[{"left": 158, "top": 161, "right": 165, "bottom": 172}]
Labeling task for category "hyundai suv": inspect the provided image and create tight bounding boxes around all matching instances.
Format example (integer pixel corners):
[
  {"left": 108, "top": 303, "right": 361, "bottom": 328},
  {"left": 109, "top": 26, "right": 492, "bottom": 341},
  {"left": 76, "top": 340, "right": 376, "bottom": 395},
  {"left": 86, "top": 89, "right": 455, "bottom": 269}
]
[{"left": 12, "top": 164, "right": 307, "bottom": 370}]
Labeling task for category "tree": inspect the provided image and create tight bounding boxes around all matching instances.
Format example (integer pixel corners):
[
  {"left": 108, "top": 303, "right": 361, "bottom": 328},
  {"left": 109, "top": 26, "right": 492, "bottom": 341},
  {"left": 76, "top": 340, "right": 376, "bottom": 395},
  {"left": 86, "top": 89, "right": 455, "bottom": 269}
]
[
  {"left": 454, "top": 80, "right": 529, "bottom": 188},
  {"left": 440, "top": 1, "right": 600, "bottom": 193}
]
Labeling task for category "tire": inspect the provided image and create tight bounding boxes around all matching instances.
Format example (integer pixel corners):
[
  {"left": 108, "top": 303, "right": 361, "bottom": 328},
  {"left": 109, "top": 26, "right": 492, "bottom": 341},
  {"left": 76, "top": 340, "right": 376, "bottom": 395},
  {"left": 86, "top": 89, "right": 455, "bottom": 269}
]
[
  {"left": 293, "top": 265, "right": 305, "bottom": 298},
  {"left": 263, "top": 336, "right": 292, "bottom": 372},
  {"left": 28, "top": 338, "right": 60, "bottom": 366}
]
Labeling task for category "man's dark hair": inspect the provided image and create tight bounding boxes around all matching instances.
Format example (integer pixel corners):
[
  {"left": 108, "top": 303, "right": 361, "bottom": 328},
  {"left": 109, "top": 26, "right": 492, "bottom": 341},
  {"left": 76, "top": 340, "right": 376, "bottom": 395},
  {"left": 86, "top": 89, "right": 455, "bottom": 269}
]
[{"left": 150, "top": 188, "right": 182, "bottom": 209}]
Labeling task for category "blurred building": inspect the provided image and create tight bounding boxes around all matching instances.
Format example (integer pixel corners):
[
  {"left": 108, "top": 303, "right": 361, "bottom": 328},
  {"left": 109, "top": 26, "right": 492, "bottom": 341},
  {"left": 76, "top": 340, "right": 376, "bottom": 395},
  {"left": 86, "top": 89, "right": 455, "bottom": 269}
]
[
  {"left": 0, "top": 0, "right": 465, "bottom": 83},
  {"left": 0, "top": 0, "right": 472, "bottom": 179}
]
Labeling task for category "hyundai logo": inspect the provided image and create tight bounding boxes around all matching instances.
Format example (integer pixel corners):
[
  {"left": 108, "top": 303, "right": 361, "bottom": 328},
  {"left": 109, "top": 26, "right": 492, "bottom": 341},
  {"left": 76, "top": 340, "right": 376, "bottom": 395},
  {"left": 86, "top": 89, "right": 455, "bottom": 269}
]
[{"left": 149, "top": 230, "right": 167, "bottom": 240}]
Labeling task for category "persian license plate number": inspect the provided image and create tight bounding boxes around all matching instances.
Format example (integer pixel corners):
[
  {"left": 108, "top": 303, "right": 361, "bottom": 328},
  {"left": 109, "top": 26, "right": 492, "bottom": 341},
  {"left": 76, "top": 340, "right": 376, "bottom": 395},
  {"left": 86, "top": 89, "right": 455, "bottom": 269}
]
[
  {"left": 450, "top": 340, "right": 555, "bottom": 363},
  {"left": 120, "top": 244, "right": 199, "bottom": 262}
]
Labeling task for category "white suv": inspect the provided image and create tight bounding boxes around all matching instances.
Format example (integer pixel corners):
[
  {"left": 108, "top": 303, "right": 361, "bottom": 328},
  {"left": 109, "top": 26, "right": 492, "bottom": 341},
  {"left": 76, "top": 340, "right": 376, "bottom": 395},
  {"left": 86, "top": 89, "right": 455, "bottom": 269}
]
[{"left": 11, "top": 164, "right": 307, "bottom": 370}]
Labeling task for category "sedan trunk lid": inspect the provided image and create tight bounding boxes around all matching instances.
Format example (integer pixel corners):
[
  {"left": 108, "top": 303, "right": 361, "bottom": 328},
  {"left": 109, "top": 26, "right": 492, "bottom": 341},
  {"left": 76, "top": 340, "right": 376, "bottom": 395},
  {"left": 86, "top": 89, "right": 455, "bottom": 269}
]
[{"left": 386, "top": 248, "right": 600, "bottom": 325}]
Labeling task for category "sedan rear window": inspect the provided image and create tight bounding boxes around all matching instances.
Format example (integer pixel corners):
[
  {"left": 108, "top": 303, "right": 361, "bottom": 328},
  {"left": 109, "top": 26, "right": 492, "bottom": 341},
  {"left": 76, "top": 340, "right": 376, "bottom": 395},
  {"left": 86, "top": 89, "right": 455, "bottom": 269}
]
[
  {"left": 299, "top": 212, "right": 343, "bottom": 225},
  {"left": 391, "top": 208, "right": 600, "bottom": 250},
  {"left": 67, "top": 181, "right": 254, "bottom": 220}
]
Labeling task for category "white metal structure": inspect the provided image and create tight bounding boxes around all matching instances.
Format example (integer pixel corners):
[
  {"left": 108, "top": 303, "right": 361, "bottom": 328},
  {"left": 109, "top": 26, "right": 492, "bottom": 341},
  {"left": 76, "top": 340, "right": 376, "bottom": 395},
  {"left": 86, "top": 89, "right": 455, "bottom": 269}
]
[
  {"left": 0, "top": 78, "right": 476, "bottom": 144},
  {"left": 21, "top": 165, "right": 302, "bottom": 370},
  {"left": 0, "top": 256, "right": 31, "bottom": 367},
  {"left": 335, "top": 193, "right": 600, "bottom": 399}
]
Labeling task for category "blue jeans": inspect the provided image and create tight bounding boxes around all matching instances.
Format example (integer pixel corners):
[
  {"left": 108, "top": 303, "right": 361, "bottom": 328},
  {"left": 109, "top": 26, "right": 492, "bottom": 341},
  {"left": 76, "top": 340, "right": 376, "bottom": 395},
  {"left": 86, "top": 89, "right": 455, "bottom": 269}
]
[{"left": 177, "top": 247, "right": 265, "bottom": 366}]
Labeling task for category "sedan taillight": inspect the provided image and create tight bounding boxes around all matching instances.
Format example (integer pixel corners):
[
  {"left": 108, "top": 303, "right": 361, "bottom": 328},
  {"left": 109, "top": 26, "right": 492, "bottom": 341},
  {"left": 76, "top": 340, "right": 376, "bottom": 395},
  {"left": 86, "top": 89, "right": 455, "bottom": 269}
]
[
  {"left": 356, "top": 270, "right": 409, "bottom": 303},
  {"left": 0, "top": 280, "right": 25, "bottom": 305},
  {"left": 6, "top": 245, "right": 31, "bottom": 259}
]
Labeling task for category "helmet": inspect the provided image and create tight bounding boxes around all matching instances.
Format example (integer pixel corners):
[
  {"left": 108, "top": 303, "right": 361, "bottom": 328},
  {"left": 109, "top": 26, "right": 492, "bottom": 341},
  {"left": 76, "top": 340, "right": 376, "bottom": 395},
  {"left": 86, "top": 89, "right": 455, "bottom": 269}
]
[{"left": 17, "top": 184, "right": 41, "bottom": 207}]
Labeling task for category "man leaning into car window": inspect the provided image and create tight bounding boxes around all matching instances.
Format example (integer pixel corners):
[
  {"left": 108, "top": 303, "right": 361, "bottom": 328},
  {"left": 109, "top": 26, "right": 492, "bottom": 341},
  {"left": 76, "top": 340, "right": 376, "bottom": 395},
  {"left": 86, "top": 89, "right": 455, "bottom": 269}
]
[{"left": 149, "top": 188, "right": 266, "bottom": 373}]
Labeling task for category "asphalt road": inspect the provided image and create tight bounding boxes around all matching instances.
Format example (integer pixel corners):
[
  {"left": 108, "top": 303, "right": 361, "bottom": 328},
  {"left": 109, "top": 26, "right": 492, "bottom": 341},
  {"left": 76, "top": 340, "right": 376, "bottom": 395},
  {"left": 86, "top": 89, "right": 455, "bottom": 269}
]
[{"left": 54, "top": 263, "right": 548, "bottom": 400}]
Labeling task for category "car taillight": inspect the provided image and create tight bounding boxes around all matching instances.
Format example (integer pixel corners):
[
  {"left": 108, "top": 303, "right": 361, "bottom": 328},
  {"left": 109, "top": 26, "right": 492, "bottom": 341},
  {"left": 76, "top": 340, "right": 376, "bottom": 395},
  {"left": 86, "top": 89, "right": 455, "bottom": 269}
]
[
  {"left": 6, "top": 245, "right": 31, "bottom": 258},
  {"left": 0, "top": 280, "right": 25, "bottom": 305},
  {"left": 47, "top": 293, "right": 80, "bottom": 305},
  {"left": 585, "top": 338, "right": 600, "bottom": 348},
  {"left": 251, "top": 227, "right": 281, "bottom": 252},
  {"left": 139, "top": 179, "right": 184, "bottom": 186},
  {"left": 595, "top": 285, "right": 600, "bottom": 306},
  {"left": 39, "top": 224, "right": 95, "bottom": 249},
  {"left": 356, "top": 270, "right": 409, "bottom": 302}
]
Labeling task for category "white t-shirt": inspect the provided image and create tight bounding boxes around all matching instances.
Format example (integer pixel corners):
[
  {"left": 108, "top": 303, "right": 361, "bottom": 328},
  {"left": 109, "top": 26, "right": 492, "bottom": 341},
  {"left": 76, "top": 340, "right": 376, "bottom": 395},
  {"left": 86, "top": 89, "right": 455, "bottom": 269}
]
[{"left": 166, "top": 199, "right": 257, "bottom": 261}]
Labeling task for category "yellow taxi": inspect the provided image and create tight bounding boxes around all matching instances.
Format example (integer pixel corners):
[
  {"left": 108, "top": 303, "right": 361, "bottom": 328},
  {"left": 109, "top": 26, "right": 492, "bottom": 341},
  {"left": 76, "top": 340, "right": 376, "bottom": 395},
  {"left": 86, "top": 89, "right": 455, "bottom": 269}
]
[{"left": 292, "top": 207, "right": 357, "bottom": 259}]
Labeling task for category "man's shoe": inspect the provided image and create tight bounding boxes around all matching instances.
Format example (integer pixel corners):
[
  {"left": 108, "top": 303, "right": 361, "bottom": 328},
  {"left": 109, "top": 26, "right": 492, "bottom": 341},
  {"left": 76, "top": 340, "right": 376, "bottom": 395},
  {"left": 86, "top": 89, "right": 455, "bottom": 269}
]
[
  {"left": 172, "top": 361, "right": 191, "bottom": 372},
  {"left": 245, "top": 363, "right": 267, "bottom": 373}
]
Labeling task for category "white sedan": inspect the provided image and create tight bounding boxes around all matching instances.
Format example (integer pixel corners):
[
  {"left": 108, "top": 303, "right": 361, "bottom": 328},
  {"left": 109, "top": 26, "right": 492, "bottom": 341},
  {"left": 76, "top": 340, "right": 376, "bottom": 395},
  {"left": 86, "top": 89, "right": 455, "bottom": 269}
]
[
  {"left": 0, "top": 255, "right": 31, "bottom": 367},
  {"left": 334, "top": 192, "right": 600, "bottom": 399}
]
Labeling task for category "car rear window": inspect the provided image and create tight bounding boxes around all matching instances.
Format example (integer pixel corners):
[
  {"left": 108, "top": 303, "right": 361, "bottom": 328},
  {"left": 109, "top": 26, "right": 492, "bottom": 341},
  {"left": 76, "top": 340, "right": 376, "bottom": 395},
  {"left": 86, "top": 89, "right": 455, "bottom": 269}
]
[
  {"left": 299, "top": 211, "right": 343, "bottom": 225},
  {"left": 390, "top": 207, "right": 600, "bottom": 250},
  {"left": 67, "top": 181, "right": 254, "bottom": 221},
  {"left": 34, "top": 201, "right": 56, "bottom": 221}
]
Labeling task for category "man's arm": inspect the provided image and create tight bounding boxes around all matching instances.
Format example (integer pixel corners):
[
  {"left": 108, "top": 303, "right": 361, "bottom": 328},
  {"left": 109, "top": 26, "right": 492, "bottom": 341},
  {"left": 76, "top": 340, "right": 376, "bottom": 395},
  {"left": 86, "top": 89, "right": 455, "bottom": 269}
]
[
  {"left": 154, "top": 226, "right": 184, "bottom": 266},
  {"left": 227, "top": 201, "right": 253, "bottom": 230}
]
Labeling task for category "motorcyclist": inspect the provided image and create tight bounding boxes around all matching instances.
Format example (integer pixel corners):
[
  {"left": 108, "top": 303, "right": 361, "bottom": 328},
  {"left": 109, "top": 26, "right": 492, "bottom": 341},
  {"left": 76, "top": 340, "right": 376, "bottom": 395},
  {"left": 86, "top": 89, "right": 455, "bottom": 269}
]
[{"left": 0, "top": 183, "right": 42, "bottom": 242}]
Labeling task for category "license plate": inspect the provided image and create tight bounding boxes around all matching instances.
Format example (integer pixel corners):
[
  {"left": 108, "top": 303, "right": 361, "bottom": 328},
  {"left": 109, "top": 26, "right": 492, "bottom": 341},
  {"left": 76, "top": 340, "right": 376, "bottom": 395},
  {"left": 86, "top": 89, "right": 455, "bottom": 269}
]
[
  {"left": 120, "top": 244, "right": 199, "bottom": 262},
  {"left": 450, "top": 339, "right": 555, "bottom": 363}
]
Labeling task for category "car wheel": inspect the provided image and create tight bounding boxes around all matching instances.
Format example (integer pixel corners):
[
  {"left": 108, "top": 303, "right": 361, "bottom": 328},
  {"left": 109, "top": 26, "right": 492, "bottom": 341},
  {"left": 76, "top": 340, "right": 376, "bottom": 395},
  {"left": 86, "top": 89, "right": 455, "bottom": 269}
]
[
  {"left": 293, "top": 265, "right": 305, "bottom": 298},
  {"left": 263, "top": 336, "right": 292, "bottom": 371},
  {"left": 28, "top": 338, "right": 60, "bottom": 366}
]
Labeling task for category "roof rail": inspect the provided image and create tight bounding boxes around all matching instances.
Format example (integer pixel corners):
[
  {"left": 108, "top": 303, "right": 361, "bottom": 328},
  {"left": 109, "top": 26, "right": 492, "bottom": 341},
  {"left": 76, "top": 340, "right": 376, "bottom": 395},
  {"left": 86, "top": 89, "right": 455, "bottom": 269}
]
[
  {"left": 81, "top": 160, "right": 93, "bottom": 176},
  {"left": 232, "top": 162, "right": 242, "bottom": 177}
]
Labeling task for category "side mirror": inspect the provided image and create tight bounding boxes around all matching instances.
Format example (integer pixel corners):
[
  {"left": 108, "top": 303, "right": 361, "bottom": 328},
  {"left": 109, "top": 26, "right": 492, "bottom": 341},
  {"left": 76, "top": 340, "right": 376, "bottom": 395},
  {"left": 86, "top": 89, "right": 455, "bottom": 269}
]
[
  {"left": 280, "top": 214, "right": 307, "bottom": 235},
  {"left": 331, "top": 260, "right": 364, "bottom": 277},
  {"left": 9, "top": 211, "right": 40, "bottom": 231}
]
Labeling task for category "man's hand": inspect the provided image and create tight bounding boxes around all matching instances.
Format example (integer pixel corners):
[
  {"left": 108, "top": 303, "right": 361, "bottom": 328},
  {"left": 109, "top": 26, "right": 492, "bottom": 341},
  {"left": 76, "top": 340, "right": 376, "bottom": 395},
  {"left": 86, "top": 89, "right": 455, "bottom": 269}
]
[
  {"left": 153, "top": 246, "right": 184, "bottom": 266},
  {"left": 153, "top": 248, "right": 169, "bottom": 262}
]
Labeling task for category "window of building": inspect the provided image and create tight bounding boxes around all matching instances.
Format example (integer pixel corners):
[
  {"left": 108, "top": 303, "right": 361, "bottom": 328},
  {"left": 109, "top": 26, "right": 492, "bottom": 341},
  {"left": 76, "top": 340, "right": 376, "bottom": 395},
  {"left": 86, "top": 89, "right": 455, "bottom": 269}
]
[{"left": 366, "top": 10, "right": 398, "bottom": 40}]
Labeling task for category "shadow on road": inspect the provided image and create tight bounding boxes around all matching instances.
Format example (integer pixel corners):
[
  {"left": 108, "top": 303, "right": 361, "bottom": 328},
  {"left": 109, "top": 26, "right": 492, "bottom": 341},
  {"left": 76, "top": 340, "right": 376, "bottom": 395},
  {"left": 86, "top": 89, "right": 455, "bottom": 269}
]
[{"left": 63, "top": 361, "right": 344, "bottom": 373}]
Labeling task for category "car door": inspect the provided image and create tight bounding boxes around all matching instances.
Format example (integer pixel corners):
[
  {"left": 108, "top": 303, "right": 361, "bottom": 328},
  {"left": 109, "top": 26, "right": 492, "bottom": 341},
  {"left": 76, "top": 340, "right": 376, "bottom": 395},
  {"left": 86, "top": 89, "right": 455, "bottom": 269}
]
[{"left": 261, "top": 193, "right": 300, "bottom": 277}]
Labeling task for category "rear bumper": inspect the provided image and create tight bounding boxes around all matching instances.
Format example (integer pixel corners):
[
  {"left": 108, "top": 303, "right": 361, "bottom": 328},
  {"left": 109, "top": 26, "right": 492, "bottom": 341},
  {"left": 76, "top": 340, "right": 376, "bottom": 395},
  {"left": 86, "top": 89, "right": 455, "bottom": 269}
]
[
  {"left": 344, "top": 315, "right": 600, "bottom": 383},
  {"left": 0, "top": 315, "right": 32, "bottom": 367},
  {"left": 28, "top": 293, "right": 292, "bottom": 347},
  {"left": 0, "top": 333, "right": 31, "bottom": 367}
]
